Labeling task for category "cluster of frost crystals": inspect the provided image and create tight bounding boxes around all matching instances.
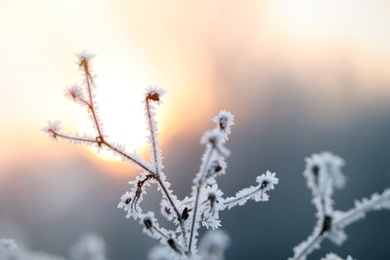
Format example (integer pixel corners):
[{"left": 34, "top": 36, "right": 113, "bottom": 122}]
[
  {"left": 291, "top": 152, "right": 390, "bottom": 260},
  {"left": 44, "top": 52, "right": 279, "bottom": 259}
]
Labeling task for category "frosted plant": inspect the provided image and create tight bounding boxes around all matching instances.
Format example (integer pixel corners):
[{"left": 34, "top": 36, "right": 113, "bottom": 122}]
[
  {"left": 0, "top": 238, "right": 18, "bottom": 252},
  {"left": 198, "top": 230, "right": 230, "bottom": 260},
  {"left": 321, "top": 253, "right": 355, "bottom": 260},
  {"left": 69, "top": 233, "right": 107, "bottom": 260},
  {"left": 148, "top": 230, "right": 230, "bottom": 260},
  {"left": 0, "top": 234, "right": 106, "bottom": 260},
  {"left": 291, "top": 152, "right": 390, "bottom": 260},
  {"left": 43, "top": 51, "right": 279, "bottom": 259}
]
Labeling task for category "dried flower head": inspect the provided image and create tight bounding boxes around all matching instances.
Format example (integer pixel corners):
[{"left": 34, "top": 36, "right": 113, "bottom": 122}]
[
  {"left": 65, "top": 84, "right": 85, "bottom": 102},
  {"left": 145, "top": 86, "right": 167, "bottom": 105},
  {"left": 212, "top": 110, "right": 234, "bottom": 139}
]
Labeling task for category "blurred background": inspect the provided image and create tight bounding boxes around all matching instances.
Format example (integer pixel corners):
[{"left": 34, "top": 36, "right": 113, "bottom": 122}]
[{"left": 1, "top": 0, "right": 390, "bottom": 259}]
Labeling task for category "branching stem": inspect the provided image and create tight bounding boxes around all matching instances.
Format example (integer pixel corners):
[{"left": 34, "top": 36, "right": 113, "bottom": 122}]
[{"left": 188, "top": 145, "right": 214, "bottom": 254}]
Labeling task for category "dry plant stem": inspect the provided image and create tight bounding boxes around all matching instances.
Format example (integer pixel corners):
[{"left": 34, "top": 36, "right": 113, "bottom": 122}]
[
  {"left": 82, "top": 61, "right": 104, "bottom": 140},
  {"left": 155, "top": 176, "right": 188, "bottom": 246},
  {"left": 293, "top": 204, "right": 328, "bottom": 259},
  {"left": 48, "top": 130, "right": 97, "bottom": 144},
  {"left": 223, "top": 187, "right": 262, "bottom": 208},
  {"left": 333, "top": 191, "right": 390, "bottom": 228},
  {"left": 293, "top": 234, "right": 324, "bottom": 260},
  {"left": 145, "top": 98, "right": 188, "bottom": 247},
  {"left": 145, "top": 99, "right": 161, "bottom": 176},
  {"left": 49, "top": 129, "right": 154, "bottom": 172},
  {"left": 188, "top": 145, "right": 214, "bottom": 253}
]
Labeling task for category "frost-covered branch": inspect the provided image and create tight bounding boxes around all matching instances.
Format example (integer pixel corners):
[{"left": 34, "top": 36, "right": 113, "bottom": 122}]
[
  {"left": 222, "top": 171, "right": 279, "bottom": 210},
  {"left": 291, "top": 152, "right": 390, "bottom": 260},
  {"left": 43, "top": 52, "right": 279, "bottom": 259}
]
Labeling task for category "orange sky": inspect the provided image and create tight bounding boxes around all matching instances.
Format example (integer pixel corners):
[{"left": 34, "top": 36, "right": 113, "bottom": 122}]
[{"left": 1, "top": 0, "right": 390, "bottom": 175}]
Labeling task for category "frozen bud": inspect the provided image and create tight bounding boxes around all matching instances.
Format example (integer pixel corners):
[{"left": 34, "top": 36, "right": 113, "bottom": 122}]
[
  {"left": 206, "top": 160, "right": 224, "bottom": 179},
  {"left": 145, "top": 86, "right": 166, "bottom": 104},
  {"left": 140, "top": 212, "right": 157, "bottom": 235},
  {"left": 42, "top": 121, "right": 62, "bottom": 140},
  {"left": 167, "top": 238, "right": 180, "bottom": 253},
  {"left": 76, "top": 50, "right": 95, "bottom": 69},
  {"left": 304, "top": 152, "right": 346, "bottom": 198},
  {"left": 206, "top": 185, "right": 223, "bottom": 211},
  {"left": 256, "top": 171, "right": 279, "bottom": 192},
  {"left": 118, "top": 192, "right": 132, "bottom": 209},
  {"left": 147, "top": 92, "right": 160, "bottom": 101},
  {"left": 143, "top": 218, "right": 153, "bottom": 229},
  {"left": 160, "top": 199, "right": 175, "bottom": 221},
  {"left": 65, "top": 84, "right": 84, "bottom": 101},
  {"left": 181, "top": 207, "right": 191, "bottom": 221},
  {"left": 213, "top": 110, "right": 234, "bottom": 136},
  {"left": 201, "top": 130, "right": 230, "bottom": 157}
]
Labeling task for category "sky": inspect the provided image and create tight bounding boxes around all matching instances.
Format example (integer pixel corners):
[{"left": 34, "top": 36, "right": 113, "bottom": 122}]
[{"left": 1, "top": 1, "right": 390, "bottom": 259}]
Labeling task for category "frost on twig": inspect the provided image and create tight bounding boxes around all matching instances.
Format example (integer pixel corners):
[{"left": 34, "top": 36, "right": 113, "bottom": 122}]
[
  {"left": 43, "top": 52, "right": 279, "bottom": 259},
  {"left": 291, "top": 152, "right": 390, "bottom": 260}
]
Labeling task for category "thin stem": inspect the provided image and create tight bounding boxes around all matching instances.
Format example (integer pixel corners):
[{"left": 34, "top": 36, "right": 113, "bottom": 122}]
[
  {"left": 103, "top": 141, "right": 154, "bottom": 173},
  {"left": 49, "top": 129, "right": 155, "bottom": 174},
  {"left": 333, "top": 191, "right": 390, "bottom": 229},
  {"left": 75, "top": 96, "right": 90, "bottom": 108},
  {"left": 49, "top": 130, "right": 98, "bottom": 144},
  {"left": 82, "top": 62, "right": 104, "bottom": 139},
  {"left": 155, "top": 177, "right": 188, "bottom": 249},
  {"left": 293, "top": 233, "right": 324, "bottom": 260},
  {"left": 152, "top": 227, "right": 185, "bottom": 255},
  {"left": 144, "top": 98, "right": 186, "bottom": 246},
  {"left": 223, "top": 186, "right": 262, "bottom": 208},
  {"left": 145, "top": 99, "right": 161, "bottom": 175},
  {"left": 188, "top": 145, "right": 214, "bottom": 253}
]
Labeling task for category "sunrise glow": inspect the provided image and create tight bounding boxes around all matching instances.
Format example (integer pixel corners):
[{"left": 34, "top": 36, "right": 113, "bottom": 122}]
[{"left": 1, "top": 0, "right": 390, "bottom": 175}]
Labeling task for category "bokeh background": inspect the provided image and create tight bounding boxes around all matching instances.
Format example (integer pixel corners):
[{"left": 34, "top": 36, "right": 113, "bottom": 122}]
[{"left": 1, "top": 0, "right": 390, "bottom": 259}]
